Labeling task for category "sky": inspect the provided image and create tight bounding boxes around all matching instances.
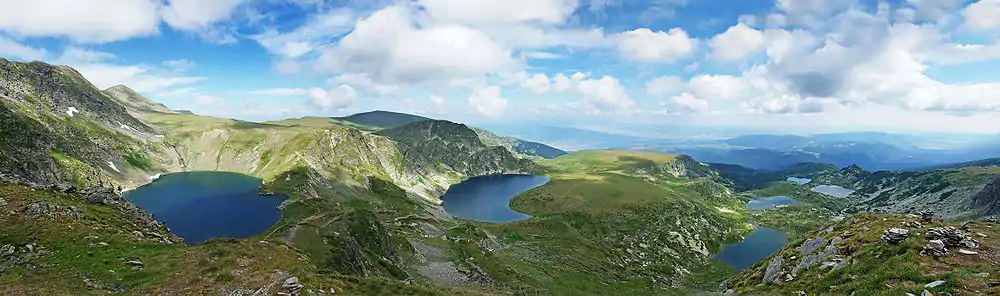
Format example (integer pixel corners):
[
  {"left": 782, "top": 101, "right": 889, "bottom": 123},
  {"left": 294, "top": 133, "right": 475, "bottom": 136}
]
[{"left": 2, "top": 0, "right": 1000, "bottom": 133}]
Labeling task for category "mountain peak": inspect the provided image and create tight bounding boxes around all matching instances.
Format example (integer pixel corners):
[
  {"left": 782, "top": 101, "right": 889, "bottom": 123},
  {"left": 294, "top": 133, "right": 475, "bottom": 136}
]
[
  {"left": 337, "top": 110, "right": 431, "bottom": 129},
  {"left": 102, "top": 84, "right": 176, "bottom": 114}
]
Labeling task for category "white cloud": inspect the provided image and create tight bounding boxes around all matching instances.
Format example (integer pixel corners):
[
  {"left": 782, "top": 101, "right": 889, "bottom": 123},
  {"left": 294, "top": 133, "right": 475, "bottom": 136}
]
[
  {"left": 0, "top": 0, "right": 160, "bottom": 43},
  {"left": 327, "top": 73, "right": 401, "bottom": 96},
  {"left": 965, "top": 0, "right": 1000, "bottom": 31},
  {"left": 0, "top": 36, "right": 47, "bottom": 61},
  {"left": 430, "top": 94, "right": 445, "bottom": 106},
  {"left": 316, "top": 5, "right": 519, "bottom": 84},
  {"left": 417, "top": 0, "right": 578, "bottom": 24},
  {"left": 709, "top": 23, "right": 765, "bottom": 62},
  {"left": 687, "top": 75, "right": 750, "bottom": 101},
  {"left": 616, "top": 28, "right": 695, "bottom": 62},
  {"left": 666, "top": 93, "right": 710, "bottom": 113},
  {"left": 163, "top": 59, "right": 196, "bottom": 72},
  {"left": 306, "top": 85, "right": 356, "bottom": 111},
  {"left": 645, "top": 76, "right": 684, "bottom": 97},
  {"left": 160, "top": 0, "right": 247, "bottom": 31},
  {"left": 573, "top": 75, "right": 635, "bottom": 114},
  {"left": 468, "top": 86, "right": 508, "bottom": 117},
  {"left": 251, "top": 9, "right": 355, "bottom": 58}
]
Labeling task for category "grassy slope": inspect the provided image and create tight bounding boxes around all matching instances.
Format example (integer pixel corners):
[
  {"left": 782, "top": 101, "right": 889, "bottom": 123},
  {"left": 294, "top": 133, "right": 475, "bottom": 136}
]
[
  {"left": 0, "top": 181, "right": 445, "bottom": 295},
  {"left": 441, "top": 150, "right": 753, "bottom": 295},
  {"left": 729, "top": 213, "right": 1000, "bottom": 295}
]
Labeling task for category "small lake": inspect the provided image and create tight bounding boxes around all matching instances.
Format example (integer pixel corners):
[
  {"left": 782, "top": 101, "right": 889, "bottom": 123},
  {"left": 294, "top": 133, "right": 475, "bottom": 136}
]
[
  {"left": 440, "top": 174, "right": 549, "bottom": 223},
  {"left": 717, "top": 196, "right": 800, "bottom": 270},
  {"left": 747, "top": 196, "right": 803, "bottom": 210},
  {"left": 716, "top": 226, "right": 788, "bottom": 270},
  {"left": 786, "top": 177, "right": 812, "bottom": 185},
  {"left": 124, "top": 172, "right": 287, "bottom": 245},
  {"left": 811, "top": 185, "right": 855, "bottom": 198}
]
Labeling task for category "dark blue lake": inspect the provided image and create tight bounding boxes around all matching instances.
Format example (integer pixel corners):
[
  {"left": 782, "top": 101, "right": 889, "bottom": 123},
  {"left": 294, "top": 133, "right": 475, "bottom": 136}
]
[
  {"left": 747, "top": 196, "right": 803, "bottom": 210},
  {"left": 717, "top": 226, "right": 788, "bottom": 270},
  {"left": 811, "top": 185, "right": 855, "bottom": 198},
  {"left": 786, "top": 177, "right": 812, "bottom": 185},
  {"left": 124, "top": 172, "right": 287, "bottom": 245},
  {"left": 440, "top": 174, "right": 549, "bottom": 223}
]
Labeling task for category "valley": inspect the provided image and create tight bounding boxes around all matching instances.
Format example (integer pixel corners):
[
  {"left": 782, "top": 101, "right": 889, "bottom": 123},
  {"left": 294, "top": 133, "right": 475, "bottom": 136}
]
[{"left": 2, "top": 57, "right": 1000, "bottom": 295}]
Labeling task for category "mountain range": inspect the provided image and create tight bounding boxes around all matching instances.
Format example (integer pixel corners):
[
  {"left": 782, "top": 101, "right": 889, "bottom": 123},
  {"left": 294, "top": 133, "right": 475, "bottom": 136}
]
[{"left": 2, "top": 57, "right": 1000, "bottom": 295}]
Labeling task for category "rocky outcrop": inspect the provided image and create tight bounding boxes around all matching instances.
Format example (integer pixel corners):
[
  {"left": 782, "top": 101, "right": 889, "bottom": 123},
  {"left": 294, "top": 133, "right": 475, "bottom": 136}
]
[{"left": 881, "top": 228, "right": 909, "bottom": 244}]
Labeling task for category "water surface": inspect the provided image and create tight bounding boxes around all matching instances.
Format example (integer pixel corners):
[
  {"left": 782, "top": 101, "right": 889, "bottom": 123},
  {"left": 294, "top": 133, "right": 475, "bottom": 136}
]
[
  {"left": 717, "top": 227, "right": 788, "bottom": 270},
  {"left": 124, "top": 172, "right": 287, "bottom": 245},
  {"left": 811, "top": 185, "right": 856, "bottom": 198},
  {"left": 440, "top": 174, "right": 549, "bottom": 223},
  {"left": 786, "top": 177, "right": 812, "bottom": 185},
  {"left": 747, "top": 195, "right": 803, "bottom": 210}
]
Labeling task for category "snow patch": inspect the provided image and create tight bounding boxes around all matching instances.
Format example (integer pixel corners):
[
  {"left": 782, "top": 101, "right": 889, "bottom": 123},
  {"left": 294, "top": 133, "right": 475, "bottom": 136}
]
[
  {"left": 65, "top": 107, "right": 79, "bottom": 117},
  {"left": 107, "top": 161, "right": 120, "bottom": 173},
  {"left": 149, "top": 173, "right": 161, "bottom": 181},
  {"left": 154, "top": 135, "right": 165, "bottom": 138},
  {"left": 716, "top": 207, "right": 736, "bottom": 213}
]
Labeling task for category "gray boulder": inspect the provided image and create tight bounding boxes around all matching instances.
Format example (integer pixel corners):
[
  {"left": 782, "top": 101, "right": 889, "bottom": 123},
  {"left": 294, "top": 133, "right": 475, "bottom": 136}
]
[{"left": 881, "top": 228, "right": 909, "bottom": 244}]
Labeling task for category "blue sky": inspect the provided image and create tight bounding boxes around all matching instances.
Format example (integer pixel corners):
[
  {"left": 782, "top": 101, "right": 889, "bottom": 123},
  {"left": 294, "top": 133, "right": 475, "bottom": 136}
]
[{"left": 2, "top": 0, "right": 1000, "bottom": 133}]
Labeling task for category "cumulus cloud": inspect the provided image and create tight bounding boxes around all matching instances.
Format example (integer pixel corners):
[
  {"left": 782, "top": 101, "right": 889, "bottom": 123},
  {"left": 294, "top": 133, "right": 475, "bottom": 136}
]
[
  {"left": 0, "top": 0, "right": 160, "bottom": 43},
  {"left": 160, "top": 0, "right": 247, "bottom": 30},
  {"left": 709, "top": 23, "right": 765, "bottom": 61},
  {"left": 615, "top": 28, "right": 695, "bottom": 62},
  {"left": 316, "top": 5, "right": 520, "bottom": 84},
  {"left": 468, "top": 86, "right": 508, "bottom": 117},
  {"left": 306, "top": 85, "right": 356, "bottom": 111},
  {"left": 328, "top": 73, "right": 401, "bottom": 96},
  {"left": 665, "top": 93, "right": 710, "bottom": 114},
  {"left": 965, "top": 0, "right": 1000, "bottom": 31}
]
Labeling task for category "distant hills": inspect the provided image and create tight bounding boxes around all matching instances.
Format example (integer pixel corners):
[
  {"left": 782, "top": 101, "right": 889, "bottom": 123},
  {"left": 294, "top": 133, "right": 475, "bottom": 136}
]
[
  {"left": 336, "top": 110, "right": 568, "bottom": 159},
  {"left": 335, "top": 110, "right": 430, "bottom": 130}
]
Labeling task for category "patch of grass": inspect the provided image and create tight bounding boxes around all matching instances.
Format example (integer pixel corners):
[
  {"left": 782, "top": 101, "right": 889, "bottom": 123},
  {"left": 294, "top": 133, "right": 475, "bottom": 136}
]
[{"left": 124, "top": 152, "right": 154, "bottom": 170}]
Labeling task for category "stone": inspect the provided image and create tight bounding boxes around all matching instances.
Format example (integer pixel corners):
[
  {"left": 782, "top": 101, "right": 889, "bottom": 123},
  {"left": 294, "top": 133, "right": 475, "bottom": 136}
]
[
  {"left": 831, "top": 236, "right": 843, "bottom": 245},
  {"left": 881, "top": 228, "right": 909, "bottom": 244},
  {"left": 921, "top": 290, "right": 933, "bottom": 296},
  {"left": 921, "top": 240, "right": 947, "bottom": 258},
  {"left": 925, "top": 280, "right": 946, "bottom": 288},
  {"left": 799, "top": 237, "right": 829, "bottom": 255},
  {"left": 985, "top": 216, "right": 998, "bottom": 223},
  {"left": 0, "top": 198, "right": 6, "bottom": 207},
  {"left": 0, "top": 244, "right": 14, "bottom": 257},
  {"left": 920, "top": 211, "right": 934, "bottom": 223},
  {"left": 958, "top": 249, "right": 978, "bottom": 255},
  {"left": 763, "top": 256, "right": 784, "bottom": 284},
  {"left": 725, "top": 289, "right": 735, "bottom": 295},
  {"left": 282, "top": 276, "right": 304, "bottom": 295},
  {"left": 904, "top": 220, "right": 923, "bottom": 228},
  {"left": 924, "top": 227, "right": 979, "bottom": 249}
]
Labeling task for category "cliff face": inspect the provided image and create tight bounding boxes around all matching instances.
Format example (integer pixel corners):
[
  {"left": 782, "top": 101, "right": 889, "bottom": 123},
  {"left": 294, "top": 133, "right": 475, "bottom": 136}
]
[
  {"left": 0, "top": 58, "right": 177, "bottom": 188},
  {"left": 822, "top": 165, "right": 1000, "bottom": 219},
  {"left": 376, "top": 120, "right": 535, "bottom": 177}
]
